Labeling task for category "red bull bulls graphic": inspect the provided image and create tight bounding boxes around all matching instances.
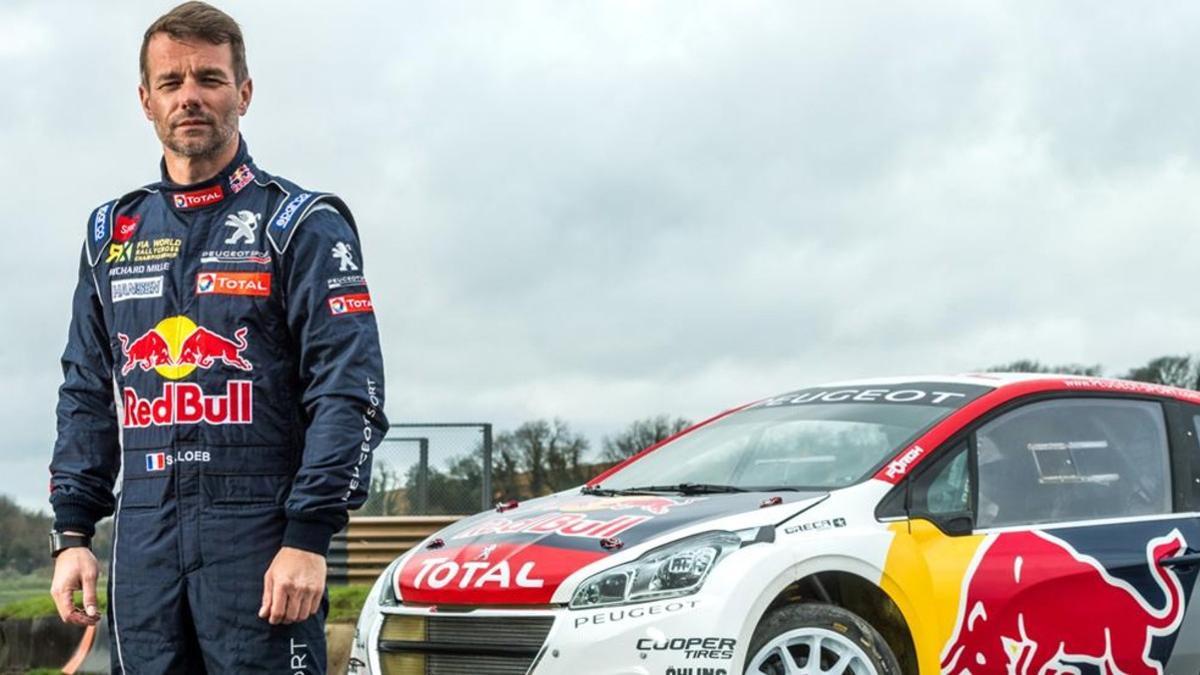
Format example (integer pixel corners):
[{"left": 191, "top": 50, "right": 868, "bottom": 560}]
[
  {"left": 941, "top": 529, "right": 1187, "bottom": 675},
  {"left": 558, "top": 496, "right": 699, "bottom": 515},
  {"left": 453, "top": 512, "right": 652, "bottom": 541},
  {"left": 118, "top": 316, "right": 253, "bottom": 428},
  {"left": 176, "top": 327, "right": 252, "bottom": 370}
]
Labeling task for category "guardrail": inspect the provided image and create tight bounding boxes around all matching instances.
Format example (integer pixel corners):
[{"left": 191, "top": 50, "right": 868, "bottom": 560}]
[{"left": 327, "top": 515, "right": 465, "bottom": 585}]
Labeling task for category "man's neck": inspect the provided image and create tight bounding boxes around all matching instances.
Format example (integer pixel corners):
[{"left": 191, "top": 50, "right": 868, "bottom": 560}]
[{"left": 162, "top": 138, "right": 239, "bottom": 185}]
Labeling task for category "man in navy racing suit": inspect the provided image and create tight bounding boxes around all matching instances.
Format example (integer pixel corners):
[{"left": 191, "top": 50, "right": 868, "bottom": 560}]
[{"left": 47, "top": 3, "right": 389, "bottom": 672}]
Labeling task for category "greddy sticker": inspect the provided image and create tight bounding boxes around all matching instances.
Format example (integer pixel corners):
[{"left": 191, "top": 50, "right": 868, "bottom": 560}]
[{"left": 111, "top": 276, "right": 163, "bottom": 303}]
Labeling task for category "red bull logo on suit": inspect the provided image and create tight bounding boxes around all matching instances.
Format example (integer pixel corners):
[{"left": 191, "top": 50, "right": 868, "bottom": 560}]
[
  {"left": 941, "top": 529, "right": 1187, "bottom": 675},
  {"left": 118, "top": 315, "right": 253, "bottom": 427}
]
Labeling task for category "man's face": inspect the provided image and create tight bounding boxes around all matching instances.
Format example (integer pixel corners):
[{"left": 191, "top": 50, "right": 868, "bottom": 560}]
[{"left": 139, "top": 33, "right": 252, "bottom": 160}]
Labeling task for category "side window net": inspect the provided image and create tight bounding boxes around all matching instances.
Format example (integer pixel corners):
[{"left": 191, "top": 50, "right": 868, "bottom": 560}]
[
  {"left": 976, "top": 398, "right": 1170, "bottom": 529},
  {"left": 1028, "top": 440, "right": 1118, "bottom": 485}
]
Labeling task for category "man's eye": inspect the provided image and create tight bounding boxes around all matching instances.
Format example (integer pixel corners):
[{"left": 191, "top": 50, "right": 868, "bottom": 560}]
[{"left": 160, "top": 81, "right": 181, "bottom": 90}]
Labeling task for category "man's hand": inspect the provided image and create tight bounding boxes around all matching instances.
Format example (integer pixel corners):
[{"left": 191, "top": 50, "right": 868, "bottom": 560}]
[
  {"left": 51, "top": 547, "right": 102, "bottom": 627},
  {"left": 259, "top": 546, "right": 326, "bottom": 625}
]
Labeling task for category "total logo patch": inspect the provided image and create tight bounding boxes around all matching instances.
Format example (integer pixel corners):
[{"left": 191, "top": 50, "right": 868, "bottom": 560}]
[
  {"left": 329, "top": 292, "right": 373, "bottom": 316},
  {"left": 197, "top": 272, "right": 271, "bottom": 297},
  {"left": 172, "top": 184, "right": 224, "bottom": 209}
]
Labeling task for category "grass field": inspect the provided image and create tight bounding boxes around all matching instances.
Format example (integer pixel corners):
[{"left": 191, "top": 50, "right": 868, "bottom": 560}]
[
  {"left": 0, "top": 571, "right": 55, "bottom": 609},
  {"left": 0, "top": 575, "right": 369, "bottom": 623}
]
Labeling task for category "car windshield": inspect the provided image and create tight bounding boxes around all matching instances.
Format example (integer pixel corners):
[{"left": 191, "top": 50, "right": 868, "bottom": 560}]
[{"left": 600, "top": 384, "right": 989, "bottom": 491}]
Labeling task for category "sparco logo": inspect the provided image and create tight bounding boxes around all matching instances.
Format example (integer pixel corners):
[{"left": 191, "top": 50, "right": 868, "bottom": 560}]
[
  {"left": 92, "top": 206, "right": 108, "bottom": 242},
  {"left": 273, "top": 192, "right": 312, "bottom": 230}
]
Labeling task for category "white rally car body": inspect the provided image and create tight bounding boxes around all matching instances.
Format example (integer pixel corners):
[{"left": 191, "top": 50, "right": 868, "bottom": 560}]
[{"left": 350, "top": 375, "right": 1200, "bottom": 674}]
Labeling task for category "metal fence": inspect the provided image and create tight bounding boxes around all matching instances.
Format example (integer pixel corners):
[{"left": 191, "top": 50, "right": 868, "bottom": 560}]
[{"left": 359, "top": 423, "right": 493, "bottom": 516}]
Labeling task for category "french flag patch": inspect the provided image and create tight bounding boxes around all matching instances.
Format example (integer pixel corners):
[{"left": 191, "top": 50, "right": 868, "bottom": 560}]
[{"left": 145, "top": 452, "right": 166, "bottom": 472}]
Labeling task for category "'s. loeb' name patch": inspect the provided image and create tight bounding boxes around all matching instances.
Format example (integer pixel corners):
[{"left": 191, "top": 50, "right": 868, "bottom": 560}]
[
  {"left": 196, "top": 272, "right": 271, "bottom": 297},
  {"left": 111, "top": 276, "right": 164, "bottom": 303},
  {"left": 329, "top": 292, "right": 373, "bottom": 316}
]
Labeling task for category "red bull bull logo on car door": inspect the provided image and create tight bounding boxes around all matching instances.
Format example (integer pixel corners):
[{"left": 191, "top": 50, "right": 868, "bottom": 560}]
[
  {"left": 882, "top": 518, "right": 1197, "bottom": 675},
  {"left": 118, "top": 315, "right": 253, "bottom": 428},
  {"left": 940, "top": 530, "right": 1186, "bottom": 675}
]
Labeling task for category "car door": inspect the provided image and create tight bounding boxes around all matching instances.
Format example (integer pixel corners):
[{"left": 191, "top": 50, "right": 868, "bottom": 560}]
[
  {"left": 1159, "top": 401, "right": 1200, "bottom": 672},
  {"left": 927, "top": 396, "right": 1200, "bottom": 675}
]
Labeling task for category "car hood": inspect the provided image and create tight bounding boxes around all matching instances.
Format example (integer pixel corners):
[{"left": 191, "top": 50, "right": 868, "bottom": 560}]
[{"left": 394, "top": 489, "right": 826, "bottom": 605}]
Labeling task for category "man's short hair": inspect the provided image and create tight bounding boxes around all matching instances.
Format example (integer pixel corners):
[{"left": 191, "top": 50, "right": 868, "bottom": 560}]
[{"left": 139, "top": 1, "right": 249, "bottom": 85}]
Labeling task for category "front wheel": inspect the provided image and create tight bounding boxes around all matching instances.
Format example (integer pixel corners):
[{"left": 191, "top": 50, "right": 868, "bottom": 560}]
[{"left": 745, "top": 603, "right": 900, "bottom": 675}]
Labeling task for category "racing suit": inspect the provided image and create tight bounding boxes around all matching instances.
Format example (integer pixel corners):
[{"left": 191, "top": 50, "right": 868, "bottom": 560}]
[{"left": 49, "top": 136, "right": 388, "bottom": 673}]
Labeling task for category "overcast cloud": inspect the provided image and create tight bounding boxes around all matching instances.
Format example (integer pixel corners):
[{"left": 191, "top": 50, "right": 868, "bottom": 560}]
[{"left": 3, "top": 1, "right": 1200, "bottom": 512}]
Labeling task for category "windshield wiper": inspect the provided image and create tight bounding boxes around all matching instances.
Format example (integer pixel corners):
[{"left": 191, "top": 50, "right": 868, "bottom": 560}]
[{"left": 608, "top": 482, "right": 749, "bottom": 495}]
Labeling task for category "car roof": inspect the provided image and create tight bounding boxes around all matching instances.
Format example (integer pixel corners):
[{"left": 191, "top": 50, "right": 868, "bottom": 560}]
[{"left": 796, "top": 372, "right": 1200, "bottom": 404}]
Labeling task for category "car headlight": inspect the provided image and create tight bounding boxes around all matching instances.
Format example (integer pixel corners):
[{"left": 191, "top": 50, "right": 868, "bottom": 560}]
[
  {"left": 569, "top": 531, "right": 744, "bottom": 609},
  {"left": 379, "top": 556, "right": 405, "bottom": 607}
]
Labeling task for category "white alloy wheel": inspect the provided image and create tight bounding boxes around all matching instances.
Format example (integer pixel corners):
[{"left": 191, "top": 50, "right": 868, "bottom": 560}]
[
  {"left": 747, "top": 626, "right": 877, "bottom": 674},
  {"left": 743, "top": 603, "right": 900, "bottom": 675}
]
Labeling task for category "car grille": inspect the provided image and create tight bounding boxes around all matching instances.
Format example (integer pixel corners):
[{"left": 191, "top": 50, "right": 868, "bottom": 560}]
[{"left": 377, "top": 614, "right": 555, "bottom": 675}]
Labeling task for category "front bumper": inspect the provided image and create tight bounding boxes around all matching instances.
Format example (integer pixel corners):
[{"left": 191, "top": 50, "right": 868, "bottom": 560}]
[{"left": 351, "top": 596, "right": 741, "bottom": 675}]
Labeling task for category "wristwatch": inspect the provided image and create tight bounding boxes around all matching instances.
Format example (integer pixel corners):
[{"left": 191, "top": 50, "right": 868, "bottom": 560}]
[{"left": 49, "top": 531, "right": 91, "bottom": 558}]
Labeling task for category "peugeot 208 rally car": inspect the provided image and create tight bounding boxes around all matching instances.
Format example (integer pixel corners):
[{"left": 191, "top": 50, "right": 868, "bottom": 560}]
[{"left": 349, "top": 375, "right": 1200, "bottom": 674}]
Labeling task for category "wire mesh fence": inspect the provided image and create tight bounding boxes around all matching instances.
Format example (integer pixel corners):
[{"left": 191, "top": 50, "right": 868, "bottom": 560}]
[{"left": 359, "top": 423, "right": 493, "bottom": 516}]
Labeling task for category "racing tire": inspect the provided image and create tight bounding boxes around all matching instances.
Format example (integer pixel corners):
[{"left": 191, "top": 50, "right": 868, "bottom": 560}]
[{"left": 744, "top": 603, "right": 901, "bottom": 675}]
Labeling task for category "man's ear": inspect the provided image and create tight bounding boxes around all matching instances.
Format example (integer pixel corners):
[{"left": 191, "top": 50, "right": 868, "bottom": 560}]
[
  {"left": 138, "top": 83, "right": 153, "bottom": 121},
  {"left": 238, "top": 77, "right": 253, "bottom": 116}
]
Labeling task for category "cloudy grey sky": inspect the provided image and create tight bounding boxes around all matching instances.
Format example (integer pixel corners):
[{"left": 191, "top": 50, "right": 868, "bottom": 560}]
[{"left": 3, "top": 1, "right": 1200, "bottom": 512}]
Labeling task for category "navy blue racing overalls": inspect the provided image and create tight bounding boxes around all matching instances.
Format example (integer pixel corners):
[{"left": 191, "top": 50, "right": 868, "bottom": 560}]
[{"left": 49, "top": 137, "right": 388, "bottom": 673}]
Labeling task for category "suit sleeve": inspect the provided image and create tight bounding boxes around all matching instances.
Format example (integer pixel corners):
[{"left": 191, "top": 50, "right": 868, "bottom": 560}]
[
  {"left": 49, "top": 244, "right": 121, "bottom": 537},
  {"left": 281, "top": 206, "right": 389, "bottom": 556}
]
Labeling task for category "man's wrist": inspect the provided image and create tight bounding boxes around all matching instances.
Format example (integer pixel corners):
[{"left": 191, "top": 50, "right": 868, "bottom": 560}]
[
  {"left": 281, "top": 518, "right": 339, "bottom": 558},
  {"left": 49, "top": 531, "right": 92, "bottom": 558}
]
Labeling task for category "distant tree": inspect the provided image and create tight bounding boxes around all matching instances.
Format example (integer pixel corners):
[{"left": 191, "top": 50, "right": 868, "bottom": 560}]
[
  {"left": 361, "top": 460, "right": 403, "bottom": 516},
  {"left": 601, "top": 415, "right": 693, "bottom": 463},
  {"left": 495, "top": 419, "right": 590, "bottom": 498},
  {"left": 396, "top": 419, "right": 592, "bottom": 514},
  {"left": 1122, "top": 355, "right": 1200, "bottom": 390},
  {"left": 0, "top": 495, "right": 54, "bottom": 574},
  {"left": 984, "top": 360, "right": 1102, "bottom": 376}
]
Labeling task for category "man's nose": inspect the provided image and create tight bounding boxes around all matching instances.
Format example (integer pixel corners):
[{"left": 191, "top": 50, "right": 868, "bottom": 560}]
[{"left": 178, "top": 76, "right": 203, "bottom": 109}]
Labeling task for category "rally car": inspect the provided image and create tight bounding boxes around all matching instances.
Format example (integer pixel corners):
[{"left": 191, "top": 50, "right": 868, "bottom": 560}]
[{"left": 349, "top": 374, "right": 1200, "bottom": 674}]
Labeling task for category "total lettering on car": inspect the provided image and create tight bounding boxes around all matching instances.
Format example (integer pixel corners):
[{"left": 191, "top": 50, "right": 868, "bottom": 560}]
[{"left": 348, "top": 374, "right": 1200, "bottom": 675}]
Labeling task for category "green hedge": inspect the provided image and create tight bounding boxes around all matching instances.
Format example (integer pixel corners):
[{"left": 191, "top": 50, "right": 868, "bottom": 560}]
[
  {"left": 0, "top": 589, "right": 107, "bottom": 620},
  {"left": 328, "top": 584, "right": 372, "bottom": 623},
  {"left": 0, "top": 585, "right": 371, "bottom": 623}
]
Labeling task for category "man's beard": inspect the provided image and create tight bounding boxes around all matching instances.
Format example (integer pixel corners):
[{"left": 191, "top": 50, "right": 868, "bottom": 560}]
[{"left": 159, "top": 108, "right": 237, "bottom": 160}]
